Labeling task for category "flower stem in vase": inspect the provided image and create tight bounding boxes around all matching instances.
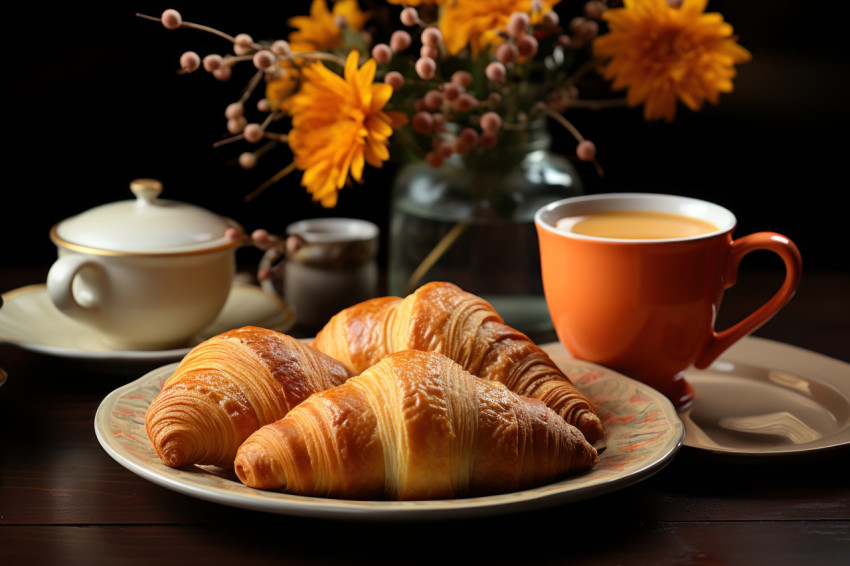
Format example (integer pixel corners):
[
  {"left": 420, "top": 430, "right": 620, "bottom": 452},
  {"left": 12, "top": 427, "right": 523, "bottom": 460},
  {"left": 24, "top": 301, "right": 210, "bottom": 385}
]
[{"left": 403, "top": 221, "right": 469, "bottom": 295}]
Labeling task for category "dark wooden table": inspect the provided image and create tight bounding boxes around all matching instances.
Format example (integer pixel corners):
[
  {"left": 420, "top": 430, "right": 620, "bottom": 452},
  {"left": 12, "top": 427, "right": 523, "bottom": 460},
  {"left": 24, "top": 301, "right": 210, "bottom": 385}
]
[{"left": 2, "top": 266, "right": 849, "bottom": 565}]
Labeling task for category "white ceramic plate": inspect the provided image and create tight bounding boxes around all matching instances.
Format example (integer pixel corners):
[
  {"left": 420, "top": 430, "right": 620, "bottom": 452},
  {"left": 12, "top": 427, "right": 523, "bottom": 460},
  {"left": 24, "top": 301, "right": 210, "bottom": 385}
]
[
  {"left": 95, "top": 348, "right": 685, "bottom": 520},
  {"left": 679, "top": 336, "right": 850, "bottom": 457},
  {"left": 0, "top": 282, "right": 294, "bottom": 365}
]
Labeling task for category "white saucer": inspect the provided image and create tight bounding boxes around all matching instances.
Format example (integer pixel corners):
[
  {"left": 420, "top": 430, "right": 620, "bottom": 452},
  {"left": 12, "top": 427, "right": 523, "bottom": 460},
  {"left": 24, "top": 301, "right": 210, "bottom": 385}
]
[
  {"left": 0, "top": 282, "right": 294, "bottom": 366},
  {"left": 679, "top": 336, "right": 850, "bottom": 457}
]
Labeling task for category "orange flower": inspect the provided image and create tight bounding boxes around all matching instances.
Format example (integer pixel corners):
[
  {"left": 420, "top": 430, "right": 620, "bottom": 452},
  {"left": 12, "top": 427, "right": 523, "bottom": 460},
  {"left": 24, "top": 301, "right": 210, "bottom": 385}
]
[
  {"left": 269, "top": 0, "right": 370, "bottom": 112},
  {"left": 593, "top": 0, "right": 751, "bottom": 122},
  {"left": 439, "top": 0, "right": 561, "bottom": 55},
  {"left": 287, "top": 0, "right": 369, "bottom": 53},
  {"left": 285, "top": 51, "right": 408, "bottom": 207}
]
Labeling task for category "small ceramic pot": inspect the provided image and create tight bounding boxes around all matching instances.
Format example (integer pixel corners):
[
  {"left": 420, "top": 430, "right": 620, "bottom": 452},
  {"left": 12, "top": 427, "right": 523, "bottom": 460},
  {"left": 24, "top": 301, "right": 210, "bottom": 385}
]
[
  {"left": 258, "top": 218, "right": 379, "bottom": 329},
  {"left": 47, "top": 179, "right": 241, "bottom": 350}
]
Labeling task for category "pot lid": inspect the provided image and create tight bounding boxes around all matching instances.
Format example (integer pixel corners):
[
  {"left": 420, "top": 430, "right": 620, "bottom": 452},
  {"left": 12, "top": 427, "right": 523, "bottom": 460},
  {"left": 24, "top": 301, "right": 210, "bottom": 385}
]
[{"left": 52, "top": 179, "right": 237, "bottom": 253}]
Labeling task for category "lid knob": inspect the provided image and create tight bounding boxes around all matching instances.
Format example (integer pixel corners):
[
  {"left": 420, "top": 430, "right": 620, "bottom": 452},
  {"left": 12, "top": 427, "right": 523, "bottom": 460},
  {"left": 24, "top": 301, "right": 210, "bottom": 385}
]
[{"left": 130, "top": 178, "right": 163, "bottom": 206}]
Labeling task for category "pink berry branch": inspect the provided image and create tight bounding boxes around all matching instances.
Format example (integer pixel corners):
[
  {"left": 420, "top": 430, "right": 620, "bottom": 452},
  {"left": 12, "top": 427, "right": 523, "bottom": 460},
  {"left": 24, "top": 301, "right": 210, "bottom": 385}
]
[
  {"left": 367, "top": 3, "right": 608, "bottom": 173},
  {"left": 137, "top": 9, "right": 350, "bottom": 200}
]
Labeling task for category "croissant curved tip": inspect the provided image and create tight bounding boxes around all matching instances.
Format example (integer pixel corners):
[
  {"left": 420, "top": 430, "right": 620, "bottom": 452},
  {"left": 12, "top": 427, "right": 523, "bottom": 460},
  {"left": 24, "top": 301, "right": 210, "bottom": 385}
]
[
  {"left": 234, "top": 445, "right": 285, "bottom": 490},
  {"left": 579, "top": 413, "right": 605, "bottom": 444},
  {"left": 233, "top": 460, "right": 252, "bottom": 486},
  {"left": 145, "top": 417, "right": 188, "bottom": 468},
  {"left": 146, "top": 415, "right": 223, "bottom": 469},
  {"left": 148, "top": 433, "right": 197, "bottom": 468},
  {"left": 158, "top": 448, "right": 189, "bottom": 468}
]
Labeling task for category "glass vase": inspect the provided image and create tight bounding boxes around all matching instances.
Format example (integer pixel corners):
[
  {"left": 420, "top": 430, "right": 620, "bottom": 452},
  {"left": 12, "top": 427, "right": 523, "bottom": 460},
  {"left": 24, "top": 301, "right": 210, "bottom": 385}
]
[{"left": 387, "top": 120, "right": 584, "bottom": 336}]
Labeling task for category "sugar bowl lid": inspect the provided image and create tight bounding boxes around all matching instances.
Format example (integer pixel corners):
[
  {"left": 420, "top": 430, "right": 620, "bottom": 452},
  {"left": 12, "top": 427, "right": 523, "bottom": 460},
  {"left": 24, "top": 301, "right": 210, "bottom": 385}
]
[{"left": 50, "top": 179, "right": 240, "bottom": 254}]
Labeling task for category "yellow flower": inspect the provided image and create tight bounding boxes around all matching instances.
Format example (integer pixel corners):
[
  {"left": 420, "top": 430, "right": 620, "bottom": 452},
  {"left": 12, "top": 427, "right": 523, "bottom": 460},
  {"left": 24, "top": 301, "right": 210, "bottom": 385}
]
[
  {"left": 288, "top": 0, "right": 369, "bottom": 53},
  {"left": 285, "top": 51, "right": 408, "bottom": 207},
  {"left": 439, "top": 0, "right": 561, "bottom": 55},
  {"left": 593, "top": 0, "right": 751, "bottom": 122}
]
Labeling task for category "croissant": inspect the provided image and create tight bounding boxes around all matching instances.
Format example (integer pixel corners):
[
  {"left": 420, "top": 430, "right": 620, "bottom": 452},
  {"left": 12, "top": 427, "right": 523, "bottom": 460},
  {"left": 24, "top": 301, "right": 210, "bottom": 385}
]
[
  {"left": 235, "top": 349, "right": 598, "bottom": 500},
  {"left": 145, "top": 326, "right": 350, "bottom": 469},
  {"left": 311, "top": 282, "right": 604, "bottom": 443}
]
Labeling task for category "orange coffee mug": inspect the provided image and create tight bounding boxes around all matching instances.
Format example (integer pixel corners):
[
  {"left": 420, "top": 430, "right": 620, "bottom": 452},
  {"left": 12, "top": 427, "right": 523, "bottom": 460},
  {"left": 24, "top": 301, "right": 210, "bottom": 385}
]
[{"left": 535, "top": 193, "right": 802, "bottom": 407}]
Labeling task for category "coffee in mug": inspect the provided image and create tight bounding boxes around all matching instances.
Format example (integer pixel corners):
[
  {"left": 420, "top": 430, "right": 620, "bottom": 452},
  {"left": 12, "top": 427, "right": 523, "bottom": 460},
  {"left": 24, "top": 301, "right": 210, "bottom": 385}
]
[{"left": 556, "top": 210, "right": 719, "bottom": 239}]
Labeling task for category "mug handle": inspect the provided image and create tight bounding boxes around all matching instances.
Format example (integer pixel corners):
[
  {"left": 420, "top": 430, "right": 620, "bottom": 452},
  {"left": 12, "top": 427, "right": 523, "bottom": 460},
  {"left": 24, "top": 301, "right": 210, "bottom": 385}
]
[
  {"left": 258, "top": 245, "right": 285, "bottom": 297},
  {"left": 46, "top": 255, "right": 107, "bottom": 325},
  {"left": 695, "top": 232, "right": 802, "bottom": 368},
  {"left": 256, "top": 234, "right": 308, "bottom": 298}
]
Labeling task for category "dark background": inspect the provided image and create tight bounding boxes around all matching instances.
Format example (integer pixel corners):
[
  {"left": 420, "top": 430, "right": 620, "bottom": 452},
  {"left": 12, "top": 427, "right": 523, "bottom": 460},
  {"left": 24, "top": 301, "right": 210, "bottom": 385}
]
[{"left": 2, "top": 1, "right": 847, "bottom": 278}]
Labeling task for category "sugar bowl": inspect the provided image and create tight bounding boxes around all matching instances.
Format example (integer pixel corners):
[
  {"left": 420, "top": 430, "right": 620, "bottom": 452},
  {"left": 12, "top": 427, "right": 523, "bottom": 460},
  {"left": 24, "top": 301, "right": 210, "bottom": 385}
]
[{"left": 47, "top": 179, "right": 242, "bottom": 350}]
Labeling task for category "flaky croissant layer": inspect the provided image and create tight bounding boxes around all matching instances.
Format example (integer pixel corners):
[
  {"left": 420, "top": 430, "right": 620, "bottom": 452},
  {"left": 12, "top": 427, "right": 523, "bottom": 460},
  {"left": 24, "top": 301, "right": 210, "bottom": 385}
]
[
  {"left": 311, "top": 281, "right": 604, "bottom": 443},
  {"left": 234, "top": 350, "right": 598, "bottom": 500},
  {"left": 145, "top": 326, "right": 350, "bottom": 469}
]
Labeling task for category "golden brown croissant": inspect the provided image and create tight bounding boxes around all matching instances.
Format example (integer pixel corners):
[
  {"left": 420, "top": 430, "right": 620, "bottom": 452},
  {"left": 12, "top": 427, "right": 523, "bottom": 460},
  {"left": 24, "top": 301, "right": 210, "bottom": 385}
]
[
  {"left": 311, "top": 282, "right": 604, "bottom": 443},
  {"left": 145, "top": 326, "right": 350, "bottom": 469},
  {"left": 234, "top": 349, "right": 598, "bottom": 500}
]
